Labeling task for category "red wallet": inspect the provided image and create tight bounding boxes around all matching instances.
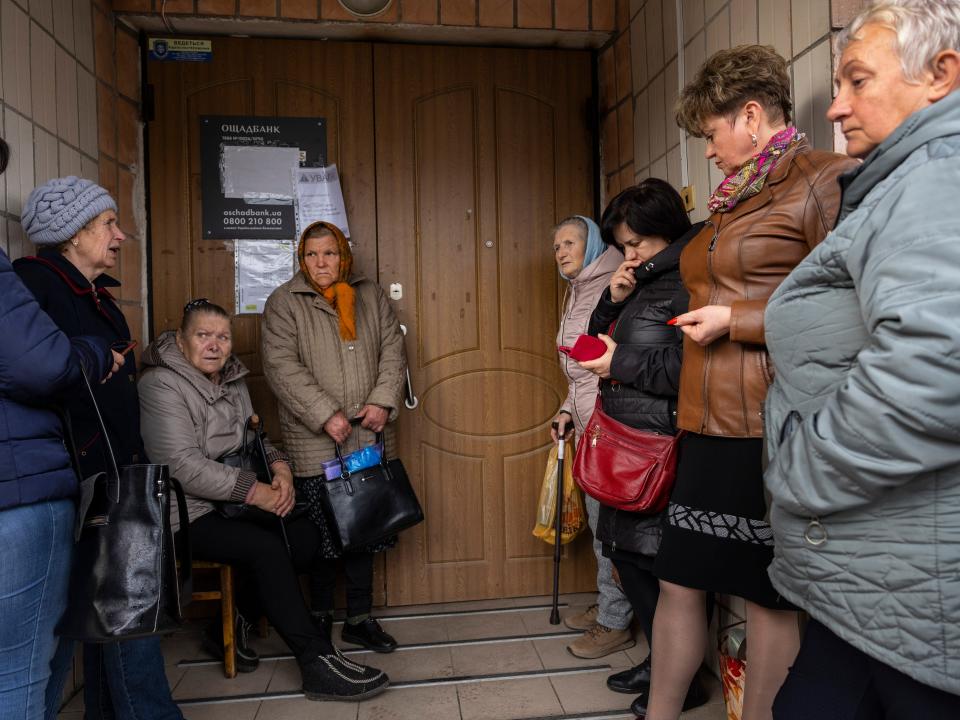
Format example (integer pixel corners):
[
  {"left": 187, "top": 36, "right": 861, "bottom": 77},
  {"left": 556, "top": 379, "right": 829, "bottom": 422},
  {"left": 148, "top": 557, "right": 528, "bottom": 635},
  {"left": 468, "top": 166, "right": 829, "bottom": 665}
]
[{"left": 558, "top": 334, "right": 607, "bottom": 361}]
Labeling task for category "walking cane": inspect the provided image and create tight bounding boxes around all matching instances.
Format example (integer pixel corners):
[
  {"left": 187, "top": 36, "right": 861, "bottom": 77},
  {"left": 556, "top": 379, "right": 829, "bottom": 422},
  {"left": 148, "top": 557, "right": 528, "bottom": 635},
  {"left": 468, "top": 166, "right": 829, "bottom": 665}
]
[
  {"left": 250, "top": 414, "right": 292, "bottom": 556},
  {"left": 549, "top": 436, "right": 566, "bottom": 625}
]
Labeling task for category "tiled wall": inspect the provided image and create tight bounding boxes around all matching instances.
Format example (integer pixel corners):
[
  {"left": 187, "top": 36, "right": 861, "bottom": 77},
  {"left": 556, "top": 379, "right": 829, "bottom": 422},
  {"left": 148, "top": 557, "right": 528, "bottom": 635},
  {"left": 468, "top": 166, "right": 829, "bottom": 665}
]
[
  {"left": 600, "top": 0, "right": 866, "bottom": 221},
  {"left": 111, "top": 0, "right": 617, "bottom": 31},
  {"left": 0, "top": 0, "right": 146, "bottom": 347},
  {"left": 0, "top": 0, "right": 100, "bottom": 258},
  {"left": 92, "top": 0, "right": 146, "bottom": 348}
]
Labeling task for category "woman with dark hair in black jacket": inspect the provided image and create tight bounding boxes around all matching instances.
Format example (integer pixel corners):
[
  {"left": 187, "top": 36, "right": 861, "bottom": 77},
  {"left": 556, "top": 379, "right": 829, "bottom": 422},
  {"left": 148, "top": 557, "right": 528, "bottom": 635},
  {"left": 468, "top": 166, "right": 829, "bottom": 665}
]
[{"left": 576, "top": 178, "right": 708, "bottom": 717}]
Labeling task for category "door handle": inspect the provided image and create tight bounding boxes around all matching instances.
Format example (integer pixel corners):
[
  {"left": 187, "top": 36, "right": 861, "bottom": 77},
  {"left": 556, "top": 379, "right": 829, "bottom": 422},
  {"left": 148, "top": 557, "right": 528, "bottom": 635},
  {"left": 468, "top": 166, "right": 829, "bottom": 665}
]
[{"left": 399, "top": 324, "right": 419, "bottom": 410}]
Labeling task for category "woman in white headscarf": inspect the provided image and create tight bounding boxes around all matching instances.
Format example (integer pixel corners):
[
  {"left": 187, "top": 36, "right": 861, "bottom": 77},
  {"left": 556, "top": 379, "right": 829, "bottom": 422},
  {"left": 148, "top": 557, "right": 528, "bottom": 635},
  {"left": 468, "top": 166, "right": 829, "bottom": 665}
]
[{"left": 549, "top": 215, "right": 632, "bottom": 660}]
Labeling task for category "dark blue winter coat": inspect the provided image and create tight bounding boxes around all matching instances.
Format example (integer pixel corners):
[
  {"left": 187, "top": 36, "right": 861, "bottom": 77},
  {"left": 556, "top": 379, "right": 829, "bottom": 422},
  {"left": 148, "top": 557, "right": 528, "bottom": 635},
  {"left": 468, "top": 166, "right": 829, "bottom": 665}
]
[
  {"left": 0, "top": 248, "right": 112, "bottom": 510},
  {"left": 14, "top": 249, "right": 145, "bottom": 481}
]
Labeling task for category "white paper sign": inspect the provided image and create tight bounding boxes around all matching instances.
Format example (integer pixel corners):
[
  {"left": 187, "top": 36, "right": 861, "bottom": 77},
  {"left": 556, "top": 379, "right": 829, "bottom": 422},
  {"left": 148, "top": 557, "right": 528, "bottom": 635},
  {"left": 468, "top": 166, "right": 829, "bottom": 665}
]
[
  {"left": 235, "top": 240, "right": 296, "bottom": 314},
  {"left": 221, "top": 146, "right": 300, "bottom": 201},
  {"left": 294, "top": 165, "right": 351, "bottom": 238}
]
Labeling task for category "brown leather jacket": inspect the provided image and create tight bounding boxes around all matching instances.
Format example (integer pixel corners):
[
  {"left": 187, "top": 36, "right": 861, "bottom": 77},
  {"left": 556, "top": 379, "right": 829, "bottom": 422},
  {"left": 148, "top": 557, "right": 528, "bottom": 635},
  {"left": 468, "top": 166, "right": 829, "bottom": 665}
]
[{"left": 677, "top": 138, "right": 858, "bottom": 437}]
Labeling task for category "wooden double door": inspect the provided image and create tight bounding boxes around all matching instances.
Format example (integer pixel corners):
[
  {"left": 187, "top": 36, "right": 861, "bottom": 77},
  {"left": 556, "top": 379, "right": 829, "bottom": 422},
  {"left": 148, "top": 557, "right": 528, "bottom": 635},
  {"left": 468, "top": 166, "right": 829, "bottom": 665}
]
[{"left": 148, "top": 38, "right": 597, "bottom": 606}]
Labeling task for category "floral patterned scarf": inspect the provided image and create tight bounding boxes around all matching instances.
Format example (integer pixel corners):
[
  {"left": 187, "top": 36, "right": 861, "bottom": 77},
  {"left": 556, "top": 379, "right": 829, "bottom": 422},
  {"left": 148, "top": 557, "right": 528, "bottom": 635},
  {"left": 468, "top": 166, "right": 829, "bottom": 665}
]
[{"left": 707, "top": 127, "right": 803, "bottom": 213}]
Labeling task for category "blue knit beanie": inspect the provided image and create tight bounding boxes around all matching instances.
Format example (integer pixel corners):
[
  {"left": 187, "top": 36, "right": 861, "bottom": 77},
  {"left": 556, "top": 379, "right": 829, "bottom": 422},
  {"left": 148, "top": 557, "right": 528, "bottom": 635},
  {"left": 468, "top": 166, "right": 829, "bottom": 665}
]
[{"left": 21, "top": 176, "right": 117, "bottom": 246}]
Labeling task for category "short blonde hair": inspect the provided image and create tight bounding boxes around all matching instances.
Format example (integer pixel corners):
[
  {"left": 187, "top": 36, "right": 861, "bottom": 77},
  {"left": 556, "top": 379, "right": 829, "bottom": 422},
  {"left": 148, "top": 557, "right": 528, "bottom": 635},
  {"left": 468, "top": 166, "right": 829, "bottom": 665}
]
[{"left": 675, "top": 45, "right": 792, "bottom": 137}]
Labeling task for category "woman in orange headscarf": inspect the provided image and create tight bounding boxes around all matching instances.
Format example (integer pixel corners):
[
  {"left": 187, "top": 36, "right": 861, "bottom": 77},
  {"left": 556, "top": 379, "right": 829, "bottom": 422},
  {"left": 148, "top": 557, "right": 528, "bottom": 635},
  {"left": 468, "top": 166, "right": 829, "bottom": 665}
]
[{"left": 261, "top": 221, "right": 407, "bottom": 654}]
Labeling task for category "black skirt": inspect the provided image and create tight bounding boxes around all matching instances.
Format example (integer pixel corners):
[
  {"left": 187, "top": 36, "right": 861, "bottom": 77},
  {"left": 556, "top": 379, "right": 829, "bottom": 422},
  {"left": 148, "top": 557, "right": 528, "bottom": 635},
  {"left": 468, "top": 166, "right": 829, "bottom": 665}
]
[{"left": 654, "top": 433, "right": 794, "bottom": 610}]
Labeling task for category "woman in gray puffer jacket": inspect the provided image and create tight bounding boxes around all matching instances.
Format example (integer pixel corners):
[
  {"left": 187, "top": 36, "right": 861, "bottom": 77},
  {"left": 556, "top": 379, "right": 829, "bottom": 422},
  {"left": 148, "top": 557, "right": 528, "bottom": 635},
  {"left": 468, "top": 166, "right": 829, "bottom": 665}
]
[
  {"left": 764, "top": 3, "right": 960, "bottom": 716},
  {"left": 139, "top": 299, "right": 388, "bottom": 701}
]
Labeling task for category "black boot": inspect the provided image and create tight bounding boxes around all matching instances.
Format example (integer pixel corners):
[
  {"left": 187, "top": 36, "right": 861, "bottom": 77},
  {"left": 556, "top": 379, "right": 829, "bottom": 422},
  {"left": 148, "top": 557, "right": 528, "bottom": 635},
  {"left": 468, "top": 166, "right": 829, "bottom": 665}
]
[
  {"left": 201, "top": 610, "right": 260, "bottom": 673},
  {"left": 341, "top": 617, "right": 398, "bottom": 653},
  {"left": 630, "top": 672, "right": 709, "bottom": 717},
  {"left": 607, "top": 655, "right": 651, "bottom": 694},
  {"left": 298, "top": 649, "right": 389, "bottom": 701}
]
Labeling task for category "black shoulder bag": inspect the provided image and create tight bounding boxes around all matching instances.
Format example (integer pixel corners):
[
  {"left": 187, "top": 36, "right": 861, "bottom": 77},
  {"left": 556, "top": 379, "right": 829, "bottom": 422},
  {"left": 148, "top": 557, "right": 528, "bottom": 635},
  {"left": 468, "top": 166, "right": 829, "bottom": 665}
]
[
  {"left": 317, "top": 428, "right": 424, "bottom": 552},
  {"left": 58, "top": 370, "right": 192, "bottom": 642}
]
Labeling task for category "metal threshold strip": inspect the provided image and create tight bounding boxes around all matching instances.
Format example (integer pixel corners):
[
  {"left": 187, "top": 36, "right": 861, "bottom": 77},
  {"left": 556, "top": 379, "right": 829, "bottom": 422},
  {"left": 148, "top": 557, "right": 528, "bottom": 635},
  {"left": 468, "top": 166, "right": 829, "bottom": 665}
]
[
  {"left": 175, "top": 664, "right": 612, "bottom": 706},
  {"left": 360, "top": 601, "right": 570, "bottom": 622},
  {"left": 177, "top": 628, "right": 582, "bottom": 668}
]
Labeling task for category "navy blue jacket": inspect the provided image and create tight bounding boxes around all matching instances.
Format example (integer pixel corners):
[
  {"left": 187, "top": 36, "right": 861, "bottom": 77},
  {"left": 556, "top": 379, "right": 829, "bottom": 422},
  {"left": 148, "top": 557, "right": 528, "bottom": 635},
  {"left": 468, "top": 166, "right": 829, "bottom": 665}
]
[
  {"left": 0, "top": 248, "right": 112, "bottom": 510},
  {"left": 14, "top": 250, "right": 145, "bottom": 480}
]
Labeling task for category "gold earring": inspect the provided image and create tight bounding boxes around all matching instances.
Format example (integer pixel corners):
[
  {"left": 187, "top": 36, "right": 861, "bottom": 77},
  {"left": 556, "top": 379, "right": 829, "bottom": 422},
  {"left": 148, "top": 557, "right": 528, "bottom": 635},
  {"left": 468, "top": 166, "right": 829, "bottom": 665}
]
[
  {"left": 751, "top": 133, "right": 758, "bottom": 147},
  {"left": 71, "top": 239, "right": 79, "bottom": 247}
]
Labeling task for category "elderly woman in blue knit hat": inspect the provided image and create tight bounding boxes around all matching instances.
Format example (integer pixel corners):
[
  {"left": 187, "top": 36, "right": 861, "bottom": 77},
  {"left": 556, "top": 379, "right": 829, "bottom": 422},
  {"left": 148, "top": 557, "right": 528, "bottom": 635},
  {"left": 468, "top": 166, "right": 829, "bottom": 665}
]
[
  {"left": 549, "top": 215, "right": 633, "bottom": 659},
  {"left": 14, "top": 177, "right": 184, "bottom": 720}
]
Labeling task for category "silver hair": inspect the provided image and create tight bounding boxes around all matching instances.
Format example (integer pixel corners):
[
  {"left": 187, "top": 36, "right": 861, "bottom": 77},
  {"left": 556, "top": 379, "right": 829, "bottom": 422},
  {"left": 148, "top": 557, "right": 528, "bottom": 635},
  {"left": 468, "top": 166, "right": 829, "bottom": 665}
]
[
  {"left": 837, "top": 0, "right": 960, "bottom": 83},
  {"left": 550, "top": 215, "right": 588, "bottom": 242}
]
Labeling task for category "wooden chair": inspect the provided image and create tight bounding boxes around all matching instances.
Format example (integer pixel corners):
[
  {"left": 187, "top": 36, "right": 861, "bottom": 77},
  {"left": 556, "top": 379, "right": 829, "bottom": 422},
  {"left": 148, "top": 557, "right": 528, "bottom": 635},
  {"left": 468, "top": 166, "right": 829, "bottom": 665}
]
[{"left": 187, "top": 561, "right": 236, "bottom": 678}]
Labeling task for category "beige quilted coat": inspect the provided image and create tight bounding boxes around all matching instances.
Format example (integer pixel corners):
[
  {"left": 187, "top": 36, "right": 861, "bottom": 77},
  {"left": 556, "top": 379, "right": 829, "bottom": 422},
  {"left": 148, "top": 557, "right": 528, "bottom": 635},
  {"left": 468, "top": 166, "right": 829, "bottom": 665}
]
[{"left": 261, "top": 272, "right": 407, "bottom": 477}]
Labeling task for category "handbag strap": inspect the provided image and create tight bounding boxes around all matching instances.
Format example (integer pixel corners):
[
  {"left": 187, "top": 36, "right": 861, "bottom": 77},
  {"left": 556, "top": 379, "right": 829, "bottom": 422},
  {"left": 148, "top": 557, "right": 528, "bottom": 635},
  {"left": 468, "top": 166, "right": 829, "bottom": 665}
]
[
  {"left": 79, "top": 368, "right": 122, "bottom": 495},
  {"left": 170, "top": 476, "right": 194, "bottom": 607}
]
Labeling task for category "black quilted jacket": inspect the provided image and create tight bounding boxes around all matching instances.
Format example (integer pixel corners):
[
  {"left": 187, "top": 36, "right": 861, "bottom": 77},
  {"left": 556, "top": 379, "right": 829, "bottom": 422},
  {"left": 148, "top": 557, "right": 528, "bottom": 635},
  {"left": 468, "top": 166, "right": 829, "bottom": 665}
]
[{"left": 589, "top": 222, "right": 702, "bottom": 555}]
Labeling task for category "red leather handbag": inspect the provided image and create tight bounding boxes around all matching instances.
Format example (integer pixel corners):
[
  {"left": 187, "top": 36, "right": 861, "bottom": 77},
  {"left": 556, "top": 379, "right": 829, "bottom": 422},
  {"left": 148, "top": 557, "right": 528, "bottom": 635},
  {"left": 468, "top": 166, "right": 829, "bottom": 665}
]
[{"left": 573, "top": 396, "right": 683, "bottom": 513}]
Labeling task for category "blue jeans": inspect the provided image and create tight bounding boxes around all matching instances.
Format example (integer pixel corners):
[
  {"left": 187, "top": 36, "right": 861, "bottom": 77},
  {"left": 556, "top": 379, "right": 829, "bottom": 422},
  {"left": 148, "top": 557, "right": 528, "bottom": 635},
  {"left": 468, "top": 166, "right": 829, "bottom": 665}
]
[
  {"left": 0, "top": 499, "right": 74, "bottom": 720},
  {"left": 46, "top": 636, "right": 182, "bottom": 720}
]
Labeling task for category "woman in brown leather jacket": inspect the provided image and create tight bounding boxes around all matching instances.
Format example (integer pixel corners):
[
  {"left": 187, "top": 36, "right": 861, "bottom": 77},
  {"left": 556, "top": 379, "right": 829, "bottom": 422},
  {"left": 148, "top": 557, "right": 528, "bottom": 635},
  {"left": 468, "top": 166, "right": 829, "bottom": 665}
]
[{"left": 641, "top": 47, "right": 858, "bottom": 720}]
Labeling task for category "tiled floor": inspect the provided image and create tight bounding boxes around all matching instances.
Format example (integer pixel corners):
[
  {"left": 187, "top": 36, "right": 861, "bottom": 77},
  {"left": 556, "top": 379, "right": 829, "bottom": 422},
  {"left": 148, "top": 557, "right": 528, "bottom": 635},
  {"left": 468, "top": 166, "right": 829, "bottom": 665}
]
[{"left": 58, "top": 594, "right": 728, "bottom": 720}]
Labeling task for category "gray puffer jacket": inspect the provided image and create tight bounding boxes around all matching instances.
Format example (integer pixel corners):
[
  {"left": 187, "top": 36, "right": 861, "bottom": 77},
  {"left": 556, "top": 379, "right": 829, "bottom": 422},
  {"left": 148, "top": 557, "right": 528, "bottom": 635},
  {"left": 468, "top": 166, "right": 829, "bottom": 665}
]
[
  {"left": 139, "top": 331, "right": 285, "bottom": 532},
  {"left": 764, "top": 90, "right": 960, "bottom": 695}
]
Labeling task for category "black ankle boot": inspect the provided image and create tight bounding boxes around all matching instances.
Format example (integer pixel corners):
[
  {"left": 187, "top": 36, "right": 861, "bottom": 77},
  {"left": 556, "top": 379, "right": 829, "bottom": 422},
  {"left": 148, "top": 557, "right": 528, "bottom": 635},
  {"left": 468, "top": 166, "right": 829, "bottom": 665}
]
[
  {"left": 607, "top": 655, "right": 651, "bottom": 694},
  {"left": 299, "top": 649, "right": 389, "bottom": 701},
  {"left": 341, "top": 617, "right": 398, "bottom": 653},
  {"left": 201, "top": 610, "right": 260, "bottom": 673}
]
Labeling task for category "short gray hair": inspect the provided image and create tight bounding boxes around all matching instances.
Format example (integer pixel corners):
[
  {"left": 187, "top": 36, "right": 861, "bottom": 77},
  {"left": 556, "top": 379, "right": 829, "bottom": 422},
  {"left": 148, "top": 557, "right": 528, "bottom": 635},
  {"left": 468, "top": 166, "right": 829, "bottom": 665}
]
[{"left": 837, "top": 0, "right": 960, "bottom": 83}]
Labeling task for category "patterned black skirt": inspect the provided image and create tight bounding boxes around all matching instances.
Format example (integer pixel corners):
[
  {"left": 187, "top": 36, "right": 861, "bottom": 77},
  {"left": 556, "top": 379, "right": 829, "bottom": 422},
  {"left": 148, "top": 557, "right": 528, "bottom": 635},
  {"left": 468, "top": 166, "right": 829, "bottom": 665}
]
[
  {"left": 654, "top": 433, "right": 794, "bottom": 609},
  {"left": 295, "top": 475, "right": 397, "bottom": 559}
]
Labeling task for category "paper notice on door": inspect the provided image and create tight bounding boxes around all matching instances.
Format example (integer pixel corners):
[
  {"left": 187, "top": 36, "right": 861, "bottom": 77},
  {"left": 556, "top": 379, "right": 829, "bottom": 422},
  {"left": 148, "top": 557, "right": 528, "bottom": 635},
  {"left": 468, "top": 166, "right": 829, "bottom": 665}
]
[
  {"left": 221, "top": 146, "right": 300, "bottom": 202},
  {"left": 293, "top": 165, "right": 351, "bottom": 238},
  {"left": 234, "top": 240, "right": 296, "bottom": 314}
]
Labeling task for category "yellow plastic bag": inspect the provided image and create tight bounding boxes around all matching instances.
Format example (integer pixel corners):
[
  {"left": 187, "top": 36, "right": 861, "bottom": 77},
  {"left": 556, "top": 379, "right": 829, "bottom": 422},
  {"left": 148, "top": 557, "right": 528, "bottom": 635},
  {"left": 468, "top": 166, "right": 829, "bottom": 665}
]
[{"left": 532, "top": 440, "right": 586, "bottom": 545}]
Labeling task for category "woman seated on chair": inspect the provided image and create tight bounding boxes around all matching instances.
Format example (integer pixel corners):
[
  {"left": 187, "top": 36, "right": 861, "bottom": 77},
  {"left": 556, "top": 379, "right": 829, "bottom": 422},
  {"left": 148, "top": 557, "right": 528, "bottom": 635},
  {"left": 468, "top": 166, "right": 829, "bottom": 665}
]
[{"left": 138, "top": 299, "right": 389, "bottom": 702}]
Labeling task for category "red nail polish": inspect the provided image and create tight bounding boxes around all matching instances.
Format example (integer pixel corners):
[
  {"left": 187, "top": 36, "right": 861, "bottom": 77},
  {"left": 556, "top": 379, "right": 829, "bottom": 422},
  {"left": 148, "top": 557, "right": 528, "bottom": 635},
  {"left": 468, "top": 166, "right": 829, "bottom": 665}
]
[{"left": 666, "top": 317, "right": 678, "bottom": 326}]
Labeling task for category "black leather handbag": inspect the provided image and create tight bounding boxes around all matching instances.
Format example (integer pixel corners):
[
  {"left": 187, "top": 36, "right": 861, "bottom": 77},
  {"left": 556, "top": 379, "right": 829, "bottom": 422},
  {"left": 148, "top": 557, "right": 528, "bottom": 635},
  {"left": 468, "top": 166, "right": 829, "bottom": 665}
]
[
  {"left": 58, "top": 371, "right": 192, "bottom": 642},
  {"left": 214, "top": 415, "right": 308, "bottom": 529},
  {"left": 317, "top": 434, "right": 424, "bottom": 552}
]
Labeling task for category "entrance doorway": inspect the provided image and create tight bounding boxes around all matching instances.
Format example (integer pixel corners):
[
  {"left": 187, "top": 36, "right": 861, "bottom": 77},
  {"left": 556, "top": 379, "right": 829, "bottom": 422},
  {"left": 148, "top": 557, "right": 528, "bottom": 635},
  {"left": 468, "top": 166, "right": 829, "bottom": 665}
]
[{"left": 147, "top": 37, "right": 597, "bottom": 606}]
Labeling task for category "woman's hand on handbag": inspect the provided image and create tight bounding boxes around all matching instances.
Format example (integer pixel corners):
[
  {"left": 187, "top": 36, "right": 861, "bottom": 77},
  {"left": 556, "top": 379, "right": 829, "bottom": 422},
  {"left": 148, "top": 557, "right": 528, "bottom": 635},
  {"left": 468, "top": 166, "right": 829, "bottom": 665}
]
[
  {"left": 577, "top": 334, "right": 616, "bottom": 379},
  {"left": 356, "top": 404, "right": 389, "bottom": 433},
  {"left": 550, "top": 411, "right": 574, "bottom": 443},
  {"left": 672, "top": 305, "right": 732, "bottom": 346},
  {"left": 248, "top": 482, "right": 280, "bottom": 514},
  {"left": 271, "top": 461, "right": 296, "bottom": 517},
  {"left": 323, "top": 411, "right": 352, "bottom": 444}
]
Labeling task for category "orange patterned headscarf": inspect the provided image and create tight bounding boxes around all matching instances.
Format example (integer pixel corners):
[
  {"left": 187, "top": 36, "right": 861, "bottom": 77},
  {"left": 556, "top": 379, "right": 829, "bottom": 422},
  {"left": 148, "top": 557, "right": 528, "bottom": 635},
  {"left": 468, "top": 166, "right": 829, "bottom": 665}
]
[{"left": 297, "top": 221, "right": 356, "bottom": 341}]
